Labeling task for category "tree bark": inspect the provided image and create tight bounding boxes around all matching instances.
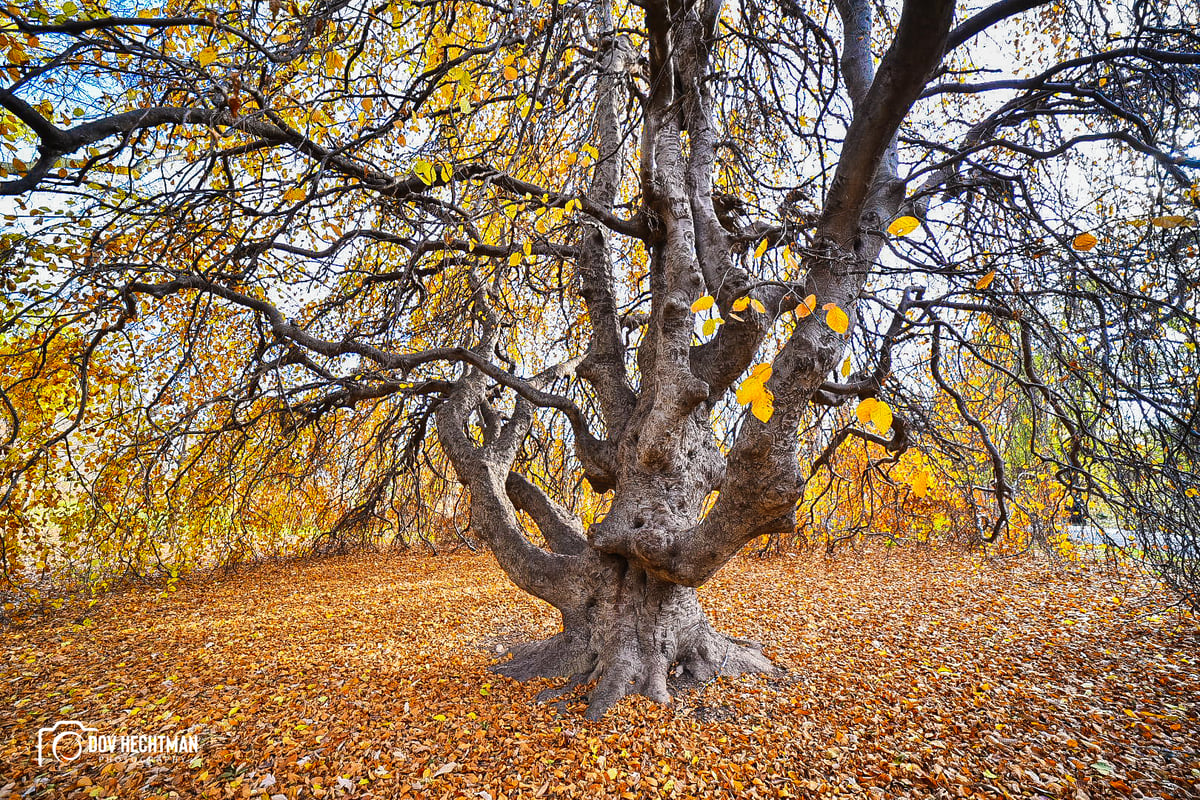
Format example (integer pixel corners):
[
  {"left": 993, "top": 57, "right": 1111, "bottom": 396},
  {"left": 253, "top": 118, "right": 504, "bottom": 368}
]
[
  {"left": 493, "top": 552, "right": 774, "bottom": 720},
  {"left": 433, "top": 0, "right": 956, "bottom": 716}
]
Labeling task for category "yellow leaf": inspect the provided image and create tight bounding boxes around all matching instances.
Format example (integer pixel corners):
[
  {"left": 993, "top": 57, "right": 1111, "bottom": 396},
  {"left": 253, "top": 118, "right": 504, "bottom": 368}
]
[
  {"left": 702, "top": 317, "right": 724, "bottom": 336},
  {"left": 856, "top": 398, "right": 876, "bottom": 427},
  {"left": 508, "top": 252, "right": 522, "bottom": 267},
  {"left": 1151, "top": 214, "right": 1193, "bottom": 228},
  {"left": 750, "top": 298, "right": 766, "bottom": 314},
  {"left": 796, "top": 294, "right": 817, "bottom": 318},
  {"left": 783, "top": 247, "right": 799, "bottom": 273},
  {"left": 503, "top": 65, "right": 519, "bottom": 81},
  {"left": 736, "top": 377, "right": 765, "bottom": 406},
  {"left": 754, "top": 238, "right": 770, "bottom": 259},
  {"left": 841, "top": 357, "right": 851, "bottom": 378},
  {"left": 823, "top": 303, "right": 849, "bottom": 335},
  {"left": 690, "top": 295, "right": 715, "bottom": 313},
  {"left": 750, "top": 362, "right": 772, "bottom": 382},
  {"left": 887, "top": 215, "right": 919, "bottom": 237},
  {"left": 197, "top": 47, "right": 218, "bottom": 67},
  {"left": 913, "top": 470, "right": 929, "bottom": 498},
  {"left": 974, "top": 270, "right": 996, "bottom": 290},
  {"left": 1072, "top": 232, "right": 1098, "bottom": 251},
  {"left": 751, "top": 389, "right": 774, "bottom": 423},
  {"left": 414, "top": 159, "right": 435, "bottom": 185},
  {"left": 732, "top": 296, "right": 750, "bottom": 312},
  {"left": 283, "top": 186, "right": 305, "bottom": 202},
  {"left": 870, "top": 401, "right": 893, "bottom": 434}
]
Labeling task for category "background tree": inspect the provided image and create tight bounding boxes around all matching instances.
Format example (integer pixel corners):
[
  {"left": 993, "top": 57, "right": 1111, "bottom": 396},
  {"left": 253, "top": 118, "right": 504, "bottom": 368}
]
[{"left": 2, "top": 0, "right": 1197, "bottom": 714}]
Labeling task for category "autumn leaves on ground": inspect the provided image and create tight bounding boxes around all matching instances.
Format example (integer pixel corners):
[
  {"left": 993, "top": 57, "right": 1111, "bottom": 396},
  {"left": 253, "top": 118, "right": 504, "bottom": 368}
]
[{"left": 2, "top": 549, "right": 1198, "bottom": 800}]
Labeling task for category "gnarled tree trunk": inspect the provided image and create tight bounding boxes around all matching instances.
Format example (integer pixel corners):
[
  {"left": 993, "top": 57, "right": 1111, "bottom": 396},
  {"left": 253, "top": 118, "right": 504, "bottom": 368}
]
[
  {"left": 495, "top": 556, "right": 773, "bottom": 719},
  {"left": 5, "top": 0, "right": 1198, "bottom": 719},
  {"left": 434, "top": 0, "right": 955, "bottom": 717}
]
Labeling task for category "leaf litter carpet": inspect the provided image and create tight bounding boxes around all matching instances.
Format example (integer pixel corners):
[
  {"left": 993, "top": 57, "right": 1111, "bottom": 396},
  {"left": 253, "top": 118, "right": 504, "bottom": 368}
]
[{"left": 2, "top": 549, "right": 1197, "bottom": 799}]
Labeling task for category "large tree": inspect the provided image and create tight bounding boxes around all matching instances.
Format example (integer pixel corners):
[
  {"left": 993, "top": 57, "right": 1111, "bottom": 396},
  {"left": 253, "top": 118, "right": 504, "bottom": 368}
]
[{"left": 2, "top": 0, "right": 1197, "bottom": 714}]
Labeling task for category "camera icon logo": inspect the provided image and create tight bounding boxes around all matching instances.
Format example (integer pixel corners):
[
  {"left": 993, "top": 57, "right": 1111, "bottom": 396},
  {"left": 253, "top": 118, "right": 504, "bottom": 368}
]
[{"left": 36, "top": 721, "right": 97, "bottom": 766}]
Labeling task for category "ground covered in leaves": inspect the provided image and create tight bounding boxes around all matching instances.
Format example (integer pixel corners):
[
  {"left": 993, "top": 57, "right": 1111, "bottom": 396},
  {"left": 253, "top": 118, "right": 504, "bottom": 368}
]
[{"left": 2, "top": 548, "right": 1198, "bottom": 799}]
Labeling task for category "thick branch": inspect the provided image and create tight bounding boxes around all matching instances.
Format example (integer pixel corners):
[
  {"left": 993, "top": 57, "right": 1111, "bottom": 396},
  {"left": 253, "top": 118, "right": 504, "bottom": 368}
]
[{"left": 505, "top": 472, "right": 590, "bottom": 556}]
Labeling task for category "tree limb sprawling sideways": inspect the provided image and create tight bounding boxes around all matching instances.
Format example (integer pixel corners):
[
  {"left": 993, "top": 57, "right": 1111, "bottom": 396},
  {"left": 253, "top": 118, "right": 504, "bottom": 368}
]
[{"left": 2, "top": 0, "right": 1198, "bottom": 714}]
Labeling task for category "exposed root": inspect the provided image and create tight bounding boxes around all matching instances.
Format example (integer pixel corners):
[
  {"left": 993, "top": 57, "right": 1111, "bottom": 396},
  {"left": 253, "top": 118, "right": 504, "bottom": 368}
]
[
  {"left": 491, "top": 630, "right": 594, "bottom": 682},
  {"left": 490, "top": 583, "right": 778, "bottom": 719},
  {"left": 581, "top": 625, "right": 777, "bottom": 719}
]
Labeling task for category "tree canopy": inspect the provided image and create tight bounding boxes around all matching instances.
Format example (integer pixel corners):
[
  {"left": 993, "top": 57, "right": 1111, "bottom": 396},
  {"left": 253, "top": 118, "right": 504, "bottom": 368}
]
[{"left": 2, "top": 0, "right": 1198, "bottom": 711}]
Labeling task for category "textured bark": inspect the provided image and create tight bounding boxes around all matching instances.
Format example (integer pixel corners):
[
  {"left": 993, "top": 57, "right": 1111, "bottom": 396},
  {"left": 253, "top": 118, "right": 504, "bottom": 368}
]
[
  {"left": 5, "top": 0, "right": 1196, "bottom": 721},
  {"left": 433, "top": 0, "right": 957, "bottom": 715},
  {"left": 493, "top": 554, "right": 775, "bottom": 720}
]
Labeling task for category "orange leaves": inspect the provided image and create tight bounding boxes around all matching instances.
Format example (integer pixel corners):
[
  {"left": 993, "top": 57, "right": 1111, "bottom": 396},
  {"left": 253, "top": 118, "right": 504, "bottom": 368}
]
[
  {"left": 974, "top": 270, "right": 996, "bottom": 290},
  {"left": 1068, "top": 216, "right": 1195, "bottom": 251},
  {"left": 1151, "top": 214, "right": 1193, "bottom": 228},
  {"left": 731, "top": 295, "right": 765, "bottom": 314},
  {"left": 823, "top": 303, "right": 849, "bottom": 335},
  {"left": 750, "top": 390, "right": 773, "bottom": 423},
  {"left": 282, "top": 186, "right": 306, "bottom": 203},
  {"left": 324, "top": 49, "right": 345, "bottom": 75},
  {"left": 736, "top": 363, "right": 774, "bottom": 423},
  {"left": 790, "top": 295, "right": 846, "bottom": 332},
  {"left": 1, "top": 549, "right": 1192, "bottom": 800},
  {"left": 855, "top": 397, "right": 893, "bottom": 435},
  {"left": 795, "top": 294, "right": 817, "bottom": 318}
]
